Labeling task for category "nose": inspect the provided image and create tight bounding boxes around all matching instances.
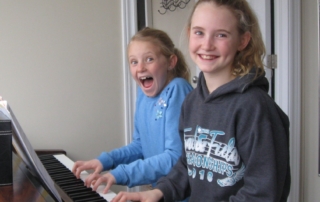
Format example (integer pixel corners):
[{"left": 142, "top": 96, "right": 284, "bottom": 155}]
[
  {"left": 202, "top": 36, "right": 214, "bottom": 50},
  {"left": 137, "top": 62, "right": 146, "bottom": 72}
]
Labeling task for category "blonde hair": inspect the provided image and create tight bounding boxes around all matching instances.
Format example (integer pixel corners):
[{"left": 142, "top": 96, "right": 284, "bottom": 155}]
[
  {"left": 187, "top": 0, "right": 266, "bottom": 78},
  {"left": 129, "top": 27, "right": 191, "bottom": 82}
]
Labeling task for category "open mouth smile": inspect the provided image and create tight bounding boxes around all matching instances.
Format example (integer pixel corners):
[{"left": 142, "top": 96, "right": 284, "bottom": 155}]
[{"left": 139, "top": 76, "right": 154, "bottom": 88}]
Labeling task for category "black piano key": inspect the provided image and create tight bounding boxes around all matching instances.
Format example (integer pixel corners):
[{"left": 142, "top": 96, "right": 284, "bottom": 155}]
[
  {"left": 52, "top": 174, "right": 76, "bottom": 180},
  {"left": 47, "top": 169, "right": 71, "bottom": 175},
  {"left": 69, "top": 191, "right": 100, "bottom": 198},
  {"left": 59, "top": 184, "right": 86, "bottom": 192},
  {"left": 73, "top": 195, "right": 105, "bottom": 202},
  {"left": 74, "top": 197, "right": 105, "bottom": 202},
  {"left": 66, "top": 190, "right": 99, "bottom": 198},
  {"left": 41, "top": 158, "right": 59, "bottom": 162},
  {"left": 56, "top": 179, "right": 84, "bottom": 186},
  {"left": 43, "top": 163, "right": 66, "bottom": 168},
  {"left": 61, "top": 186, "right": 84, "bottom": 193},
  {"left": 64, "top": 186, "right": 93, "bottom": 194},
  {"left": 81, "top": 199, "right": 107, "bottom": 202},
  {"left": 58, "top": 181, "right": 84, "bottom": 189},
  {"left": 48, "top": 169, "right": 72, "bottom": 176},
  {"left": 60, "top": 183, "right": 87, "bottom": 190},
  {"left": 50, "top": 174, "right": 76, "bottom": 181},
  {"left": 39, "top": 155, "right": 56, "bottom": 160},
  {"left": 50, "top": 173, "right": 75, "bottom": 179},
  {"left": 45, "top": 166, "right": 67, "bottom": 172},
  {"left": 42, "top": 160, "right": 61, "bottom": 165},
  {"left": 49, "top": 170, "right": 74, "bottom": 176},
  {"left": 55, "top": 178, "right": 80, "bottom": 185},
  {"left": 68, "top": 192, "right": 101, "bottom": 200}
]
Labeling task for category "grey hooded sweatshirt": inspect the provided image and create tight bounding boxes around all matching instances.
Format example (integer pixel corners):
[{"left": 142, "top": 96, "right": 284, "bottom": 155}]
[{"left": 156, "top": 70, "right": 291, "bottom": 202}]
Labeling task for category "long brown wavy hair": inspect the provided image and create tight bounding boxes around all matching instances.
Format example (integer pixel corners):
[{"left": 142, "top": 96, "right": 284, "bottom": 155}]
[{"left": 187, "top": 0, "right": 266, "bottom": 78}]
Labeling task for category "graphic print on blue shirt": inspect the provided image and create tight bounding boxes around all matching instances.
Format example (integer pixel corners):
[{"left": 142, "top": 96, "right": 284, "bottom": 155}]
[
  {"left": 185, "top": 125, "right": 245, "bottom": 187},
  {"left": 154, "top": 97, "right": 167, "bottom": 120}
]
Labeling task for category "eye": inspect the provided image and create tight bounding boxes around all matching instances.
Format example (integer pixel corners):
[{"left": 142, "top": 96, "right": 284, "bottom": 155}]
[
  {"left": 216, "top": 33, "right": 227, "bottom": 38},
  {"left": 146, "top": 57, "right": 154, "bottom": 62},
  {"left": 130, "top": 60, "right": 138, "bottom": 65},
  {"left": 194, "top": 30, "right": 203, "bottom": 36}
]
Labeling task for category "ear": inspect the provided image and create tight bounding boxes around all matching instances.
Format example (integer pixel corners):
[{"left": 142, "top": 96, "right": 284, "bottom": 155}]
[
  {"left": 238, "top": 31, "right": 251, "bottom": 51},
  {"left": 169, "top": 55, "right": 178, "bottom": 70}
]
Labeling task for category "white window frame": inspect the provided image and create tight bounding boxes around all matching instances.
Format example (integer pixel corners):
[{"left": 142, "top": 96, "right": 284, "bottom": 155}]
[{"left": 274, "top": 1, "right": 301, "bottom": 201}]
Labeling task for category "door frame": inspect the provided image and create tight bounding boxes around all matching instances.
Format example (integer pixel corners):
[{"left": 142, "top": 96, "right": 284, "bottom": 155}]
[
  {"left": 121, "top": 0, "right": 301, "bottom": 200},
  {"left": 274, "top": 1, "right": 301, "bottom": 201}
]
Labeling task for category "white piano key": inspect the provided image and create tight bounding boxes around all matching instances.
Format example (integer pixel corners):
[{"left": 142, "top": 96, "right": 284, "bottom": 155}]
[{"left": 53, "top": 154, "right": 117, "bottom": 201}]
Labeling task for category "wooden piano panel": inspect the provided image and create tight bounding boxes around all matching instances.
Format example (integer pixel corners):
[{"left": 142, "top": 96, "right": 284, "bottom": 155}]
[{"left": 0, "top": 152, "right": 55, "bottom": 202}]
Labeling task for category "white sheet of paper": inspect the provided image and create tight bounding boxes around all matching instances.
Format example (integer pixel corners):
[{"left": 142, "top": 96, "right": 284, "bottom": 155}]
[{"left": 0, "top": 101, "right": 62, "bottom": 202}]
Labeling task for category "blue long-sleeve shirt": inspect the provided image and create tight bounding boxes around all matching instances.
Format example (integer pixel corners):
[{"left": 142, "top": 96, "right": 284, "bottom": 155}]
[{"left": 97, "top": 78, "right": 193, "bottom": 187}]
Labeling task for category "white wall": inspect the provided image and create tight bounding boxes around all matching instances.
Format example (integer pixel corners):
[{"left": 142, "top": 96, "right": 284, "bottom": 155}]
[
  {"left": 301, "top": 0, "right": 320, "bottom": 201},
  {"left": 0, "top": 0, "right": 125, "bottom": 175},
  {"left": 151, "top": 0, "right": 197, "bottom": 86}
]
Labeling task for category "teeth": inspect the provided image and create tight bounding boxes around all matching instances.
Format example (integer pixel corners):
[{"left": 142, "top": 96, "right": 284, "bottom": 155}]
[
  {"left": 201, "top": 55, "right": 213, "bottom": 59},
  {"left": 140, "top": 76, "right": 152, "bottom": 80}
]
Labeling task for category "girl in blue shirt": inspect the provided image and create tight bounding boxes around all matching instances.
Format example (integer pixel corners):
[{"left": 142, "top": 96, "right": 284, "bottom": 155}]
[{"left": 72, "top": 27, "right": 193, "bottom": 194}]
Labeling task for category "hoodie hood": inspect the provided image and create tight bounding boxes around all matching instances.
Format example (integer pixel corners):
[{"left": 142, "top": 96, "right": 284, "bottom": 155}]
[{"left": 197, "top": 69, "right": 269, "bottom": 102}]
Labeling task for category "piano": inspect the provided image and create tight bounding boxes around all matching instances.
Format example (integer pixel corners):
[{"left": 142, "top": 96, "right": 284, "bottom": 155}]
[
  {"left": 41, "top": 153, "right": 117, "bottom": 202},
  {"left": 0, "top": 102, "right": 117, "bottom": 202},
  {"left": 0, "top": 151, "right": 117, "bottom": 202}
]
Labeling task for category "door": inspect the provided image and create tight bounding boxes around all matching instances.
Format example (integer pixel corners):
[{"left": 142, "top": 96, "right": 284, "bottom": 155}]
[{"left": 144, "top": 0, "right": 274, "bottom": 96}]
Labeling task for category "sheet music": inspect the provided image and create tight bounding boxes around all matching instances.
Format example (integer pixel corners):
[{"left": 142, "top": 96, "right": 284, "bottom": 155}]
[
  {"left": 0, "top": 100, "right": 11, "bottom": 119},
  {"left": 0, "top": 101, "right": 62, "bottom": 202}
]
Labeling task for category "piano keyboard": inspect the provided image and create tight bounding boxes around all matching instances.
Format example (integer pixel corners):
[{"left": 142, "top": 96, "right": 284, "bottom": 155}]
[{"left": 39, "top": 154, "right": 116, "bottom": 202}]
